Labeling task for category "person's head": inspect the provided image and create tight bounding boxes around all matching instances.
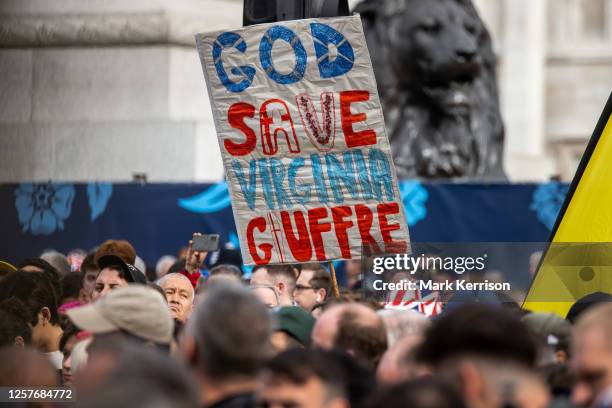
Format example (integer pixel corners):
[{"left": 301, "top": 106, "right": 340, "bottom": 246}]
[
  {"left": 92, "top": 254, "right": 146, "bottom": 301},
  {"left": 529, "top": 251, "right": 543, "bottom": 277},
  {"left": 59, "top": 272, "right": 85, "bottom": 305},
  {"left": 207, "top": 263, "right": 243, "bottom": 287},
  {"left": 41, "top": 250, "right": 71, "bottom": 277},
  {"left": 182, "top": 283, "right": 272, "bottom": 385},
  {"left": 293, "top": 263, "right": 331, "bottom": 312},
  {"left": 566, "top": 291, "right": 612, "bottom": 323},
  {"left": 94, "top": 239, "right": 137, "bottom": 265},
  {"left": 67, "top": 285, "right": 173, "bottom": 352},
  {"left": 75, "top": 341, "right": 199, "bottom": 407},
  {"left": 377, "top": 334, "right": 428, "bottom": 385},
  {"left": 0, "top": 347, "right": 59, "bottom": 387},
  {"left": 67, "top": 248, "right": 87, "bottom": 272},
  {"left": 416, "top": 303, "right": 542, "bottom": 408},
  {"left": 344, "top": 260, "right": 361, "bottom": 287},
  {"left": 0, "top": 297, "right": 31, "bottom": 348},
  {"left": 157, "top": 273, "right": 195, "bottom": 322},
  {"left": 377, "top": 309, "right": 429, "bottom": 347},
  {"left": 80, "top": 253, "right": 99, "bottom": 301},
  {"left": 522, "top": 312, "right": 572, "bottom": 365},
  {"left": 312, "top": 303, "right": 387, "bottom": 370},
  {"left": 251, "top": 264, "right": 297, "bottom": 306},
  {"left": 571, "top": 302, "right": 612, "bottom": 407},
  {"left": 364, "top": 378, "right": 467, "bottom": 408},
  {"left": 155, "top": 255, "right": 177, "bottom": 279},
  {"left": 168, "top": 259, "right": 187, "bottom": 275},
  {"left": 0, "top": 271, "right": 61, "bottom": 351},
  {"left": 17, "top": 257, "right": 61, "bottom": 300},
  {"left": 59, "top": 323, "right": 80, "bottom": 386},
  {"left": 257, "top": 348, "right": 350, "bottom": 408},
  {"left": 252, "top": 284, "right": 281, "bottom": 309},
  {"left": 271, "top": 307, "right": 316, "bottom": 353}
]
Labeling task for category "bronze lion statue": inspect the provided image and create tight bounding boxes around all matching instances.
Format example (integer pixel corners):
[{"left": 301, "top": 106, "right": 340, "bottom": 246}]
[{"left": 356, "top": 0, "right": 506, "bottom": 180}]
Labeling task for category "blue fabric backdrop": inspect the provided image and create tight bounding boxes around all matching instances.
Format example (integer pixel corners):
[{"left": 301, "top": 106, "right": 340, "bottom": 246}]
[{"left": 0, "top": 182, "right": 569, "bottom": 265}]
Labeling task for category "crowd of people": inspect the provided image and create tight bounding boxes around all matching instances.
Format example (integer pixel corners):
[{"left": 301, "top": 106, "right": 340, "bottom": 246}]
[{"left": 0, "top": 237, "right": 611, "bottom": 408}]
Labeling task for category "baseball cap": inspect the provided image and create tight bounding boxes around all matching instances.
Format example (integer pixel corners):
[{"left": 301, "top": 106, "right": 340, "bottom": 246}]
[
  {"left": 0, "top": 260, "right": 17, "bottom": 278},
  {"left": 273, "top": 306, "right": 315, "bottom": 346},
  {"left": 66, "top": 286, "right": 173, "bottom": 344},
  {"left": 97, "top": 254, "right": 146, "bottom": 284},
  {"left": 94, "top": 240, "right": 137, "bottom": 265}
]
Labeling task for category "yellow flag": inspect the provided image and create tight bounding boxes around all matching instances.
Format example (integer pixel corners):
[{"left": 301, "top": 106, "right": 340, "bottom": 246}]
[{"left": 523, "top": 93, "right": 612, "bottom": 317}]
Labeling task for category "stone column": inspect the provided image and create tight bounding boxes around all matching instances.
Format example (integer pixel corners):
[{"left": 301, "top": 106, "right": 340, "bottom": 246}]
[{"left": 499, "top": 0, "right": 554, "bottom": 180}]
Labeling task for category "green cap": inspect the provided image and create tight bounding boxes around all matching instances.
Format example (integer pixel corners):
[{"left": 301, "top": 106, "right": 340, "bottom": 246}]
[{"left": 274, "top": 306, "right": 316, "bottom": 346}]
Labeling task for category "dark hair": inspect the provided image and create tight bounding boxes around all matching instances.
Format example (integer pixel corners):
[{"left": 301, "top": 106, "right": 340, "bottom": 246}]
[
  {"left": 301, "top": 263, "right": 331, "bottom": 295},
  {"left": 0, "top": 271, "right": 60, "bottom": 326},
  {"left": 76, "top": 342, "right": 199, "bottom": 407},
  {"left": 264, "top": 349, "right": 347, "bottom": 400},
  {"left": 252, "top": 264, "right": 297, "bottom": 283},
  {"left": 416, "top": 303, "right": 538, "bottom": 368},
  {"left": 0, "top": 297, "right": 32, "bottom": 346},
  {"left": 16, "top": 258, "right": 61, "bottom": 301},
  {"left": 209, "top": 264, "right": 242, "bottom": 278},
  {"left": 59, "top": 272, "right": 83, "bottom": 304},
  {"left": 566, "top": 291, "right": 612, "bottom": 323},
  {"left": 335, "top": 308, "right": 388, "bottom": 369},
  {"left": 59, "top": 323, "right": 80, "bottom": 352},
  {"left": 193, "top": 283, "right": 271, "bottom": 380},
  {"left": 101, "top": 265, "right": 127, "bottom": 280},
  {"left": 145, "top": 265, "right": 157, "bottom": 282},
  {"left": 364, "top": 378, "right": 467, "bottom": 408},
  {"left": 80, "top": 253, "right": 98, "bottom": 274},
  {"left": 168, "top": 259, "right": 186, "bottom": 275},
  {"left": 539, "top": 363, "right": 574, "bottom": 397}
]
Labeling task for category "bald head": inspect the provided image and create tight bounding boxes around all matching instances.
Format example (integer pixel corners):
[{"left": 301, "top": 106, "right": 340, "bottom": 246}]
[{"left": 312, "top": 303, "right": 387, "bottom": 369}]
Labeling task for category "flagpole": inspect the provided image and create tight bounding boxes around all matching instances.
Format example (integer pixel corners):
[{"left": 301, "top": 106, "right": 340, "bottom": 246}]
[{"left": 328, "top": 261, "right": 340, "bottom": 299}]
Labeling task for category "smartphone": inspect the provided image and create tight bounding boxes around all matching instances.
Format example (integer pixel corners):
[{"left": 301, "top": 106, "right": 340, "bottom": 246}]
[{"left": 192, "top": 234, "right": 220, "bottom": 252}]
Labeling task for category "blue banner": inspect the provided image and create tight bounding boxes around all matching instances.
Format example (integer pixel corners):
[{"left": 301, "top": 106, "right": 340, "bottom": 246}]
[{"left": 0, "top": 182, "right": 568, "bottom": 265}]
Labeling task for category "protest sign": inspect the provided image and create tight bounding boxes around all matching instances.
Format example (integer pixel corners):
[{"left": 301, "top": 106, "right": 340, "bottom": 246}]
[{"left": 195, "top": 15, "right": 409, "bottom": 265}]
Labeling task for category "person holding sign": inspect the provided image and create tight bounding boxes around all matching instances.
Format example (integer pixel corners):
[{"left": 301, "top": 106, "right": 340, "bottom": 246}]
[{"left": 195, "top": 15, "right": 410, "bottom": 267}]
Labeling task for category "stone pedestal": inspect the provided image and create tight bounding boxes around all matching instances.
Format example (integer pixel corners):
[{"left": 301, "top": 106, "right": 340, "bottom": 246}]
[{"left": 0, "top": 0, "right": 240, "bottom": 182}]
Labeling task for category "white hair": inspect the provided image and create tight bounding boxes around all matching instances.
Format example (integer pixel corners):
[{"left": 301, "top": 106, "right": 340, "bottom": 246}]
[
  {"left": 156, "top": 273, "right": 195, "bottom": 301},
  {"left": 156, "top": 255, "right": 177, "bottom": 278}
]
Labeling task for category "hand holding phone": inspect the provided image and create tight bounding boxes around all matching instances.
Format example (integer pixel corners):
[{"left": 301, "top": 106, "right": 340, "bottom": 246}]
[
  {"left": 185, "top": 233, "right": 219, "bottom": 273},
  {"left": 192, "top": 234, "right": 220, "bottom": 252}
]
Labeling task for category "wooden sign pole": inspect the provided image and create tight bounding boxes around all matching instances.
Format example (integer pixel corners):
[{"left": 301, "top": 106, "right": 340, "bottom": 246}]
[{"left": 328, "top": 261, "right": 341, "bottom": 299}]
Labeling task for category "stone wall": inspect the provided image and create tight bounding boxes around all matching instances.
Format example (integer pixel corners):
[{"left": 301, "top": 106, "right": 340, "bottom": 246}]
[{"left": 0, "top": 0, "right": 242, "bottom": 182}]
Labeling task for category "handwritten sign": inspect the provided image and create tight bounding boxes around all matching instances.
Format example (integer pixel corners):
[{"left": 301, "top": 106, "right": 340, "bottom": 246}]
[{"left": 196, "top": 15, "right": 410, "bottom": 265}]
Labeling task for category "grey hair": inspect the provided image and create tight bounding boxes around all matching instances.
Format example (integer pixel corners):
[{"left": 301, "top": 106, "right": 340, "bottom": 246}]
[
  {"left": 40, "top": 251, "right": 71, "bottom": 276},
  {"left": 156, "top": 273, "right": 195, "bottom": 301},
  {"left": 190, "top": 282, "right": 272, "bottom": 379}
]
